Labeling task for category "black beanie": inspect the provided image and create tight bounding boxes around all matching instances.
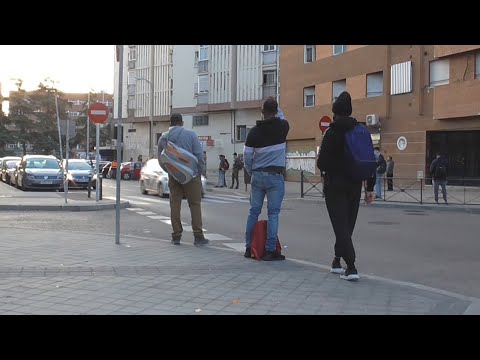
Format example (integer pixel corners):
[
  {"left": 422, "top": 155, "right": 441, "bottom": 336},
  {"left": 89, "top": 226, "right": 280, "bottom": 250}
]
[{"left": 332, "top": 91, "right": 352, "bottom": 116}]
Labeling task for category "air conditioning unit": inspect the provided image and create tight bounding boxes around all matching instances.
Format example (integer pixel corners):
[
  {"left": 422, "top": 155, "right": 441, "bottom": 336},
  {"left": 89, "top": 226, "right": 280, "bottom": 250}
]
[
  {"left": 111, "top": 139, "right": 117, "bottom": 147},
  {"left": 366, "top": 114, "right": 380, "bottom": 127}
]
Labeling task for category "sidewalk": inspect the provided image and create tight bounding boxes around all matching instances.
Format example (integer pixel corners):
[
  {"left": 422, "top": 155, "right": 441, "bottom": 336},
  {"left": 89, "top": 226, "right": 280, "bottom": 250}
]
[
  {"left": 0, "top": 226, "right": 478, "bottom": 315},
  {"left": 0, "top": 185, "right": 130, "bottom": 211},
  {"left": 207, "top": 174, "right": 480, "bottom": 214}
]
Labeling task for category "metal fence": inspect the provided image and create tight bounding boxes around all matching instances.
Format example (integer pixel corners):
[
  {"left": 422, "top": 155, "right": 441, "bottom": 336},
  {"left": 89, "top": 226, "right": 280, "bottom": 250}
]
[{"left": 300, "top": 171, "right": 480, "bottom": 205}]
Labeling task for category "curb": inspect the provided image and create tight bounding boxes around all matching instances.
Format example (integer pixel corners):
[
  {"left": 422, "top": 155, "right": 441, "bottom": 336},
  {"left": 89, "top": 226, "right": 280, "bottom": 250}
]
[
  {"left": 285, "top": 196, "right": 480, "bottom": 214},
  {"left": 0, "top": 201, "right": 131, "bottom": 212}
]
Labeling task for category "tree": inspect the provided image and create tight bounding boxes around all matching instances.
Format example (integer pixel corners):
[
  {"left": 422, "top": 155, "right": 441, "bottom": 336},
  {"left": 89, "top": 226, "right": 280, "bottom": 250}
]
[
  {"left": 6, "top": 79, "right": 36, "bottom": 156},
  {"left": 71, "top": 91, "right": 112, "bottom": 157}
]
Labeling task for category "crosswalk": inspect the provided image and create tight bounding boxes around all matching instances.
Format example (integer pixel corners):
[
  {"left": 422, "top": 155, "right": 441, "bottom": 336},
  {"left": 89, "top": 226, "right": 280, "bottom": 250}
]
[
  {"left": 105, "top": 193, "right": 250, "bottom": 206},
  {"left": 125, "top": 206, "right": 246, "bottom": 252}
]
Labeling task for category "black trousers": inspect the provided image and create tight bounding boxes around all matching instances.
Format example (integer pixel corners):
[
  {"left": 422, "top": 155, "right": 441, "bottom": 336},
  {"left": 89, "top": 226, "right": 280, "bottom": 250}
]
[
  {"left": 386, "top": 173, "right": 394, "bottom": 191},
  {"left": 324, "top": 178, "right": 362, "bottom": 267}
]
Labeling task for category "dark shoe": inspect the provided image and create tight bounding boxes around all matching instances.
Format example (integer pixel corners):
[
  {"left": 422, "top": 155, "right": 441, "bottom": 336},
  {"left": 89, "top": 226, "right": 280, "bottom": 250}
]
[
  {"left": 194, "top": 236, "right": 209, "bottom": 246},
  {"left": 235, "top": 186, "right": 239, "bottom": 189},
  {"left": 340, "top": 266, "right": 360, "bottom": 281},
  {"left": 171, "top": 238, "right": 181, "bottom": 245},
  {"left": 262, "top": 251, "right": 286, "bottom": 261},
  {"left": 229, "top": 186, "right": 234, "bottom": 189},
  {"left": 244, "top": 247, "right": 251, "bottom": 258},
  {"left": 330, "top": 257, "right": 344, "bottom": 274}
]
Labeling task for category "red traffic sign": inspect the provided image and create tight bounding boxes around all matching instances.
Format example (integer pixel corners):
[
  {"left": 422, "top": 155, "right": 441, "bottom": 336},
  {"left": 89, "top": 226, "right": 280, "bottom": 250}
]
[
  {"left": 87, "top": 102, "right": 109, "bottom": 124},
  {"left": 319, "top": 116, "right": 332, "bottom": 133}
]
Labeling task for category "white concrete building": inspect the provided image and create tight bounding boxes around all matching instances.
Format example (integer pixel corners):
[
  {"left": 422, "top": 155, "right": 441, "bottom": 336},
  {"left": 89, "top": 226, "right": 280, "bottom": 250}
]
[
  {"left": 113, "top": 45, "right": 173, "bottom": 162},
  {"left": 114, "top": 45, "right": 279, "bottom": 173}
]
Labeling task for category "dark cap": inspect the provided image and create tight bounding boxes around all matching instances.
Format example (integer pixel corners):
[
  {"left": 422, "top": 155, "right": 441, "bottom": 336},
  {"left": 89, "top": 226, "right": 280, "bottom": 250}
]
[
  {"left": 233, "top": 152, "right": 237, "bottom": 156},
  {"left": 332, "top": 91, "right": 352, "bottom": 116}
]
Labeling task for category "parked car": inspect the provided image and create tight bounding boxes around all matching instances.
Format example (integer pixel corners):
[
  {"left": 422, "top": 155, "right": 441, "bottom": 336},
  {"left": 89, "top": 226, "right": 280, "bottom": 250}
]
[
  {"left": 0, "top": 156, "right": 22, "bottom": 182},
  {"left": 16, "top": 155, "right": 63, "bottom": 191},
  {"left": 1, "top": 159, "right": 21, "bottom": 184},
  {"left": 139, "top": 158, "right": 206, "bottom": 198},
  {"left": 119, "top": 162, "right": 142, "bottom": 180},
  {"left": 61, "top": 159, "right": 95, "bottom": 190}
]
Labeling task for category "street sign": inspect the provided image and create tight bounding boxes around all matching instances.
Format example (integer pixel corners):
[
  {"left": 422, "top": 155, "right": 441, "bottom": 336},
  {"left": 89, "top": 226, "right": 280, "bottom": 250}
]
[
  {"left": 87, "top": 102, "right": 109, "bottom": 124},
  {"left": 319, "top": 116, "right": 332, "bottom": 134}
]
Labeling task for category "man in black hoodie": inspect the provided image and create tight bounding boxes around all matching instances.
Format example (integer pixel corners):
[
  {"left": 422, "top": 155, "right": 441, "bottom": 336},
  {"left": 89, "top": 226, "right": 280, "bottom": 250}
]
[{"left": 317, "top": 91, "right": 375, "bottom": 281}]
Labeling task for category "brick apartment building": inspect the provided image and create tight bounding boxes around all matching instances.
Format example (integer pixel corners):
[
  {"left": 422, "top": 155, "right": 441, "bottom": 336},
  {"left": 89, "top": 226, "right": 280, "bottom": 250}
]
[{"left": 280, "top": 45, "right": 480, "bottom": 185}]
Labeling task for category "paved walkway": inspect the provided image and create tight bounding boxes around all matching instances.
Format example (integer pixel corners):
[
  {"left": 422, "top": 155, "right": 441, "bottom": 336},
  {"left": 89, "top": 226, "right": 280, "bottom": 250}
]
[
  {"left": 0, "top": 226, "right": 478, "bottom": 315},
  {"left": 1, "top": 181, "right": 480, "bottom": 314}
]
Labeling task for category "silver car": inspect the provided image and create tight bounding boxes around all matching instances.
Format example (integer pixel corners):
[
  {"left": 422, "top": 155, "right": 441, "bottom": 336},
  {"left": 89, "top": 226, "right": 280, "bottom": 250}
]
[
  {"left": 62, "top": 159, "right": 95, "bottom": 189},
  {"left": 139, "top": 158, "right": 206, "bottom": 198}
]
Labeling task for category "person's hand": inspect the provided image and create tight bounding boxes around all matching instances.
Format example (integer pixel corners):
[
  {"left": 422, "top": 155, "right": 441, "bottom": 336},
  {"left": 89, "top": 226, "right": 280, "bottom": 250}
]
[{"left": 364, "top": 191, "right": 375, "bottom": 204}]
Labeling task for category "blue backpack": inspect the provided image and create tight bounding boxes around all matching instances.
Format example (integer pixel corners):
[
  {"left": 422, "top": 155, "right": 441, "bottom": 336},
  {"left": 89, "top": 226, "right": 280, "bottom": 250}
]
[{"left": 344, "top": 124, "right": 376, "bottom": 182}]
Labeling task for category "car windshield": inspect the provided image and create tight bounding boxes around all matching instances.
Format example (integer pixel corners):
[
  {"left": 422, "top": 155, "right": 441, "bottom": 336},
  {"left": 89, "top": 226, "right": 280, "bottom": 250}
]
[
  {"left": 7, "top": 161, "right": 19, "bottom": 169},
  {"left": 26, "top": 158, "right": 60, "bottom": 169},
  {"left": 67, "top": 162, "right": 92, "bottom": 170}
]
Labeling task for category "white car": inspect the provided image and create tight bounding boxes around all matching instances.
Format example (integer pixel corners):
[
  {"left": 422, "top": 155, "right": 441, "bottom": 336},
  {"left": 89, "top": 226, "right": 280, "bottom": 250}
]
[{"left": 139, "top": 159, "right": 206, "bottom": 198}]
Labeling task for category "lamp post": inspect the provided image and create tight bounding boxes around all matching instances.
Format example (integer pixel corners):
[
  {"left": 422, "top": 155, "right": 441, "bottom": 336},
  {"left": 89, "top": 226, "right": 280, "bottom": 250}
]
[{"left": 134, "top": 45, "right": 155, "bottom": 159}]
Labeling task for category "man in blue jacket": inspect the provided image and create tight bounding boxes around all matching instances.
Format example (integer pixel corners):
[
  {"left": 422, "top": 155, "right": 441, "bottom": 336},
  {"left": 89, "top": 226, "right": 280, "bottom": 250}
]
[
  {"left": 243, "top": 97, "right": 290, "bottom": 261},
  {"left": 158, "top": 113, "right": 208, "bottom": 246}
]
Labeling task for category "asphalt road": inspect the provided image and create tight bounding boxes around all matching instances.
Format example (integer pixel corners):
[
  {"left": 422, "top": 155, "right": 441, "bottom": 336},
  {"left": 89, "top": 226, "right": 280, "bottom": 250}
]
[{"left": 1, "top": 178, "right": 479, "bottom": 298}]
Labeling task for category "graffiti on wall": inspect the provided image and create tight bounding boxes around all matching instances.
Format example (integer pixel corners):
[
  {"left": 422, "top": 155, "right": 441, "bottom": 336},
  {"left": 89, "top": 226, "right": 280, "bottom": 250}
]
[{"left": 286, "top": 151, "right": 316, "bottom": 174}]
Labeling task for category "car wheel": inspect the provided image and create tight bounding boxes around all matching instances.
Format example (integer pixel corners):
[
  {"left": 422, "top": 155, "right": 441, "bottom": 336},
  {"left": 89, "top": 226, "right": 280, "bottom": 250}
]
[
  {"left": 157, "top": 183, "right": 167, "bottom": 198},
  {"left": 106, "top": 172, "right": 112, "bottom": 179},
  {"left": 140, "top": 181, "right": 147, "bottom": 195},
  {"left": 122, "top": 172, "right": 130, "bottom": 180}
]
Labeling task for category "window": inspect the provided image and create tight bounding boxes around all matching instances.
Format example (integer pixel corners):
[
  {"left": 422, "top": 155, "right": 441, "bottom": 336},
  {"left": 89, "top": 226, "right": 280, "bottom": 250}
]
[
  {"left": 391, "top": 61, "right": 412, "bottom": 95},
  {"left": 430, "top": 59, "right": 449, "bottom": 87},
  {"left": 194, "top": 51, "right": 199, "bottom": 67},
  {"left": 199, "top": 45, "right": 208, "bottom": 61},
  {"left": 263, "top": 45, "right": 276, "bottom": 52},
  {"left": 68, "top": 111, "right": 80, "bottom": 117},
  {"left": 476, "top": 52, "right": 480, "bottom": 79},
  {"left": 304, "top": 45, "right": 316, "bottom": 63},
  {"left": 304, "top": 86, "right": 315, "bottom": 107},
  {"left": 198, "top": 74, "right": 209, "bottom": 93},
  {"left": 193, "top": 115, "right": 209, "bottom": 126},
  {"left": 332, "top": 79, "right": 346, "bottom": 101},
  {"left": 263, "top": 70, "right": 276, "bottom": 86},
  {"left": 128, "top": 128, "right": 136, "bottom": 133},
  {"left": 236, "top": 125, "right": 250, "bottom": 142},
  {"left": 128, "top": 46, "right": 136, "bottom": 61},
  {"left": 333, "top": 45, "right": 347, "bottom": 55},
  {"left": 367, "top": 72, "right": 384, "bottom": 97}
]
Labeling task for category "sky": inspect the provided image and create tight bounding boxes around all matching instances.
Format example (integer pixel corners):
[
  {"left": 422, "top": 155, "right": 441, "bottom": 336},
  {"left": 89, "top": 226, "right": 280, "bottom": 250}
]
[{"left": 0, "top": 45, "right": 115, "bottom": 97}]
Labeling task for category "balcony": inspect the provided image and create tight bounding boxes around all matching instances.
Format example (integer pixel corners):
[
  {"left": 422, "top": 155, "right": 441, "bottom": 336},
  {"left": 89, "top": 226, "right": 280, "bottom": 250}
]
[
  {"left": 433, "top": 80, "right": 480, "bottom": 120},
  {"left": 198, "top": 60, "right": 208, "bottom": 73},
  {"left": 197, "top": 92, "right": 209, "bottom": 105},
  {"left": 262, "top": 51, "right": 277, "bottom": 65},
  {"left": 262, "top": 85, "right": 277, "bottom": 99}
]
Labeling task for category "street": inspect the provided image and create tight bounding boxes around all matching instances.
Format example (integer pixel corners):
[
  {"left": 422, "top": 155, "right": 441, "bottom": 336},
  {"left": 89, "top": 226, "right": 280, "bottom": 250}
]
[{"left": 1, "top": 178, "right": 479, "bottom": 299}]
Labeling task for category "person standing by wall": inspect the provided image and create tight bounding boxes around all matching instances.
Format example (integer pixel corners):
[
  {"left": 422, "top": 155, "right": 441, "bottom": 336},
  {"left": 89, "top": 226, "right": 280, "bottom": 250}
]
[
  {"left": 129, "top": 157, "right": 135, "bottom": 180},
  {"left": 374, "top": 147, "right": 386, "bottom": 199},
  {"left": 230, "top": 152, "right": 243, "bottom": 189},
  {"left": 430, "top": 152, "right": 448, "bottom": 205},
  {"left": 216, "top": 155, "right": 228, "bottom": 188},
  {"left": 386, "top": 156, "right": 394, "bottom": 191}
]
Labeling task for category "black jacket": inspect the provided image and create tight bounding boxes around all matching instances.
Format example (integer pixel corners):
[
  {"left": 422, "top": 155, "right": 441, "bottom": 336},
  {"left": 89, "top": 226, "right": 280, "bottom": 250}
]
[
  {"left": 317, "top": 115, "right": 375, "bottom": 191},
  {"left": 430, "top": 156, "right": 448, "bottom": 180}
]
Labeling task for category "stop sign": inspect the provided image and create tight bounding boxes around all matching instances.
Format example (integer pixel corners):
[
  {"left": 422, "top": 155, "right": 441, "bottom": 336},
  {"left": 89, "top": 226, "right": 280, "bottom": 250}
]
[
  {"left": 87, "top": 102, "right": 109, "bottom": 124},
  {"left": 319, "top": 116, "right": 332, "bottom": 134}
]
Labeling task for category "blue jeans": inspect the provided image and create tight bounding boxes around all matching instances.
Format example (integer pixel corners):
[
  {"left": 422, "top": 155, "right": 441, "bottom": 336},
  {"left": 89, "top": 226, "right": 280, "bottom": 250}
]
[
  {"left": 245, "top": 171, "right": 285, "bottom": 252},
  {"left": 217, "top": 170, "right": 226, "bottom": 187},
  {"left": 434, "top": 179, "right": 447, "bottom": 203},
  {"left": 375, "top": 172, "right": 383, "bottom": 198}
]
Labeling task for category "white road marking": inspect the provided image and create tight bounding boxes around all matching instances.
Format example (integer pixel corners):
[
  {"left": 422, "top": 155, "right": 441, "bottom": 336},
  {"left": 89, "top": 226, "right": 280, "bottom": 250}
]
[
  {"left": 182, "top": 226, "right": 207, "bottom": 232},
  {"left": 136, "top": 211, "right": 156, "bottom": 216},
  {"left": 126, "top": 207, "right": 145, "bottom": 212},
  {"left": 223, "top": 243, "right": 246, "bottom": 252},
  {"left": 147, "top": 215, "right": 170, "bottom": 220},
  {"left": 205, "top": 233, "right": 232, "bottom": 241}
]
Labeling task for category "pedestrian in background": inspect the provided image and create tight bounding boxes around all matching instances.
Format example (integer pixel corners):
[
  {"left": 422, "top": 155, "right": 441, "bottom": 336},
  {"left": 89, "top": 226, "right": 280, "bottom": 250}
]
[
  {"left": 430, "top": 152, "right": 448, "bottom": 205},
  {"left": 386, "top": 156, "right": 394, "bottom": 191}
]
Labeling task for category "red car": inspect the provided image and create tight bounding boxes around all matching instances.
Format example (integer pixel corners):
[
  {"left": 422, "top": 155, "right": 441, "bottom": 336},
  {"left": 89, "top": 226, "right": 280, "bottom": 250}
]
[{"left": 119, "top": 162, "right": 142, "bottom": 180}]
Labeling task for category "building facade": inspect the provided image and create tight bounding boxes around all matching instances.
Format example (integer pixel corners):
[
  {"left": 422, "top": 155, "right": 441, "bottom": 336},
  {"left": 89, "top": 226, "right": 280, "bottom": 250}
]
[
  {"left": 280, "top": 45, "right": 480, "bottom": 184},
  {"left": 114, "top": 45, "right": 279, "bottom": 173}
]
